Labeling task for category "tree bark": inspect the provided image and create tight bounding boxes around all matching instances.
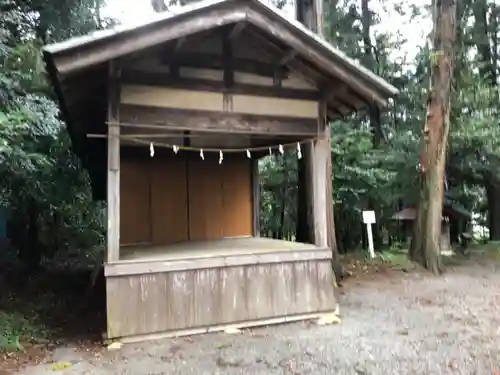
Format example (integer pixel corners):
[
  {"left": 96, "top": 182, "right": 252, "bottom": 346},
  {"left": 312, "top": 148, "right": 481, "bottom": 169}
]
[
  {"left": 361, "top": 0, "right": 384, "bottom": 251},
  {"left": 485, "top": 176, "right": 500, "bottom": 240},
  {"left": 410, "top": 0, "right": 457, "bottom": 274},
  {"left": 472, "top": 0, "right": 500, "bottom": 238},
  {"left": 295, "top": 0, "right": 316, "bottom": 244},
  {"left": 296, "top": 0, "right": 342, "bottom": 283}
]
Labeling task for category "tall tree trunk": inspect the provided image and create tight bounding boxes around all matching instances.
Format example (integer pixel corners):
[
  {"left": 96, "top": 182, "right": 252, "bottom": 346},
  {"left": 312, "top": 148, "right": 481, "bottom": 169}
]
[
  {"left": 473, "top": 0, "right": 500, "bottom": 237},
  {"left": 410, "top": 0, "right": 457, "bottom": 274},
  {"left": 296, "top": 0, "right": 342, "bottom": 282},
  {"left": 361, "top": 0, "right": 383, "bottom": 250},
  {"left": 295, "top": 0, "right": 316, "bottom": 243},
  {"left": 473, "top": 0, "right": 497, "bottom": 85},
  {"left": 485, "top": 176, "right": 500, "bottom": 240}
]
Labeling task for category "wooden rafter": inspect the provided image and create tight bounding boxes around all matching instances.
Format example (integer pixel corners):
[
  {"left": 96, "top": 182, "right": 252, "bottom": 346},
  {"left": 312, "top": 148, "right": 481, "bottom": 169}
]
[
  {"left": 228, "top": 22, "right": 246, "bottom": 40},
  {"left": 242, "top": 28, "right": 355, "bottom": 118},
  {"left": 161, "top": 52, "right": 289, "bottom": 78},
  {"left": 120, "top": 70, "right": 320, "bottom": 100}
]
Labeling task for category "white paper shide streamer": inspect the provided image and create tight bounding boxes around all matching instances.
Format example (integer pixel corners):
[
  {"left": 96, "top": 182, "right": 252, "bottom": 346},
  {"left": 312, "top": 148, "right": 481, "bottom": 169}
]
[{"left": 141, "top": 140, "right": 310, "bottom": 160}]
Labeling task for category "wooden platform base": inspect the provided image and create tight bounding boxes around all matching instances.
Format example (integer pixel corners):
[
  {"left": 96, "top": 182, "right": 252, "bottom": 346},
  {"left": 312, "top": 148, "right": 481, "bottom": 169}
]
[
  {"left": 105, "top": 237, "right": 337, "bottom": 340},
  {"left": 111, "top": 310, "right": 337, "bottom": 344}
]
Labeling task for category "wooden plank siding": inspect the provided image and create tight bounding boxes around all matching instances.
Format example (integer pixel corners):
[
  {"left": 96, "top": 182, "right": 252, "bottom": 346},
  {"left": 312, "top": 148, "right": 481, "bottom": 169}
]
[
  {"left": 120, "top": 85, "right": 319, "bottom": 119},
  {"left": 120, "top": 154, "right": 253, "bottom": 248},
  {"left": 120, "top": 159, "right": 152, "bottom": 245},
  {"left": 120, "top": 54, "right": 317, "bottom": 91},
  {"left": 221, "top": 157, "right": 253, "bottom": 238},
  {"left": 106, "top": 258, "right": 336, "bottom": 339},
  {"left": 150, "top": 156, "right": 189, "bottom": 245},
  {"left": 187, "top": 156, "right": 225, "bottom": 241}
]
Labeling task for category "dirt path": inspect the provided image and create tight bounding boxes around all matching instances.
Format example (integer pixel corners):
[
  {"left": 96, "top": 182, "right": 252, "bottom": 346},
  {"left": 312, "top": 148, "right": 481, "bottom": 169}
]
[{"left": 16, "top": 260, "right": 500, "bottom": 375}]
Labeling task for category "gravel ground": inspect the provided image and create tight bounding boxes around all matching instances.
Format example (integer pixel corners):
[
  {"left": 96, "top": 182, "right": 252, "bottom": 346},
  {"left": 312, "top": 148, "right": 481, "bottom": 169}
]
[{"left": 18, "top": 260, "right": 500, "bottom": 375}]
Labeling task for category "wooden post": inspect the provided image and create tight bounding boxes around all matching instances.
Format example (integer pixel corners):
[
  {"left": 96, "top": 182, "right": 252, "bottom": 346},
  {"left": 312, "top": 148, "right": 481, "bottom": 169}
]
[
  {"left": 252, "top": 158, "right": 260, "bottom": 237},
  {"left": 107, "top": 61, "right": 121, "bottom": 263},
  {"left": 312, "top": 142, "right": 329, "bottom": 247},
  {"left": 305, "top": 103, "right": 328, "bottom": 247}
]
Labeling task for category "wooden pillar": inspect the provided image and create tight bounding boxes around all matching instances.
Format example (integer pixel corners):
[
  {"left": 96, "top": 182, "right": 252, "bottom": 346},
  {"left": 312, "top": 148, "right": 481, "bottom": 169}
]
[
  {"left": 107, "top": 61, "right": 121, "bottom": 263},
  {"left": 251, "top": 157, "right": 260, "bottom": 237},
  {"left": 305, "top": 103, "right": 328, "bottom": 247}
]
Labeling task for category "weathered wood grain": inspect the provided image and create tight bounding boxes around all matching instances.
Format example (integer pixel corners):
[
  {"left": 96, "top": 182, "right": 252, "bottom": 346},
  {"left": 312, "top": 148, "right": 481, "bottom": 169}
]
[
  {"left": 119, "top": 105, "right": 320, "bottom": 137},
  {"left": 51, "top": 8, "right": 247, "bottom": 74},
  {"left": 119, "top": 85, "right": 319, "bottom": 119},
  {"left": 120, "top": 70, "right": 320, "bottom": 100},
  {"left": 107, "top": 61, "right": 121, "bottom": 262},
  {"left": 106, "top": 258, "right": 336, "bottom": 339},
  {"left": 106, "top": 246, "right": 332, "bottom": 276}
]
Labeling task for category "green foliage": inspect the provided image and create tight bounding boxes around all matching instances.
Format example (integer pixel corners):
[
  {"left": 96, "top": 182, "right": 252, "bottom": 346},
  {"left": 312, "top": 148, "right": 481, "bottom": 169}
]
[
  {"left": 0, "top": 0, "right": 499, "bottom": 277},
  {"left": 0, "top": 0, "right": 107, "bottom": 266},
  {"left": 0, "top": 311, "right": 48, "bottom": 352},
  {"left": 259, "top": 0, "right": 500, "bottom": 252},
  {"left": 259, "top": 154, "right": 298, "bottom": 239}
]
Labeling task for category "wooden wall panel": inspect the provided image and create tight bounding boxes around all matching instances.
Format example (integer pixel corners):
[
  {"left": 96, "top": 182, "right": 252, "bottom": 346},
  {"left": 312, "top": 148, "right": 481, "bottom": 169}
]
[
  {"left": 106, "top": 258, "right": 337, "bottom": 339},
  {"left": 120, "top": 85, "right": 318, "bottom": 118},
  {"left": 120, "top": 159, "right": 151, "bottom": 245},
  {"left": 188, "top": 157, "right": 224, "bottom": 241},
  {"left": 120, "top": 154, "right": 254, "bottom": 246},
  {"left": 222, "top": 157, "right": 253, "bottom": 237},
  {"left": 150, "top": 157, "right": 189, "bottom": 245}
]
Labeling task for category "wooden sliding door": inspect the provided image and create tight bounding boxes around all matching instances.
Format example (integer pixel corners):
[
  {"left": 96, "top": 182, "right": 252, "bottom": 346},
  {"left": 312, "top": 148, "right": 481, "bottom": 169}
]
[{"left": 120, "top": 153, "right": 253, "bottom": 246}]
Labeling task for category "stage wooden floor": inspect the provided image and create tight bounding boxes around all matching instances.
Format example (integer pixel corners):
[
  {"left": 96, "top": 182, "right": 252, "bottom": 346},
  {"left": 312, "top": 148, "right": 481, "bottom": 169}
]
[{"left": 119, "top": 237, "right": 320, "bottom": 262}]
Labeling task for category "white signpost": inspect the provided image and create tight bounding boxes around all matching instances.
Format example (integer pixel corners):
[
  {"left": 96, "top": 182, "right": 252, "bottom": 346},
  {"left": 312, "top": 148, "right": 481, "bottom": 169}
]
[{"left": 362, "top": 210, "right": 376, "bottom": 259}]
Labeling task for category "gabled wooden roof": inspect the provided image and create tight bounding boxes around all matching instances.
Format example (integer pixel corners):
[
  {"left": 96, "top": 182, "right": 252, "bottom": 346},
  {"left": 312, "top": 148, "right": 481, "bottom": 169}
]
[
  {"left": 43, "top": 0, "right": 397, "bottom": 105},
  {"left": 41, "top": 0, "right": 399, "bottom": 200},
  {"left": 391, "top": 203, "right": 471, "bottom": 221}
]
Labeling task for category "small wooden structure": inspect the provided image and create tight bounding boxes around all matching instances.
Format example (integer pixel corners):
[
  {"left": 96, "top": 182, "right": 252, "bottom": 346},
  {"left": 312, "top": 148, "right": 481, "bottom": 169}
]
[
  {"left": 391, "top": 203, "right": 470, "bottom": 252},
  {"left": 42, "top": 0, "right": 398, "bottom": 341}
]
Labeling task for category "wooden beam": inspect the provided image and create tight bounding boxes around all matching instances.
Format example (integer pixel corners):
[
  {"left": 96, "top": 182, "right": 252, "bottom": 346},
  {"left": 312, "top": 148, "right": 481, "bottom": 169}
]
[
  {"left": 120, "top": 70, "right": 320, "bottom": 100},
  {"left": 327, "top": 108, "right": 344, "bottom": 119},
  {"left": 221, "top": 29, "right": 234, "bottom": 88},
  {"left": 278, "top": 49, "right": 298, "bottom": 66},
  {"left": 246, "top": 9, "right": 389, "bottom": 107},
  {"left": 119, "top": 105, "right": 321, "bottom": 136},
  {"left": 244, "top": 29, "right": 323, "bottom": 86},
  {"left": 247, "top": 28, "right": 366, "bottom": 112},
  {"left": 107, "top": 61, "right": 121, "bottom": 263},
  {"left": 229, "top": 22, "right": 246, "bottom": 40},
  {"left": 51, "top": 8, "right": 247, "bottom": 74},
  {"left": 104, "top": 247, "right": 331, "bottom": 276},
  {"left": 165, "top": 53, "right": 289, "bottom": 78},
  {"left": 167, "top": 37, "right": 186, "bottom": 79},
  {"left": 323, "top": 83, "right": 364, "bottom": 111},
  {"left": 241, "top": 35, "right": 352, "bottom": 117},
  {"left": 165, "top": 37, "right": 186, "bottom": 65}
]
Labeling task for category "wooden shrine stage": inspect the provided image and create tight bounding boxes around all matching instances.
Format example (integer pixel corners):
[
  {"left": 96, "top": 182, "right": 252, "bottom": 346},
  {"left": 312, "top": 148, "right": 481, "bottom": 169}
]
[{"left": 104, "top": 237, "right": 337, "bottom": 342}]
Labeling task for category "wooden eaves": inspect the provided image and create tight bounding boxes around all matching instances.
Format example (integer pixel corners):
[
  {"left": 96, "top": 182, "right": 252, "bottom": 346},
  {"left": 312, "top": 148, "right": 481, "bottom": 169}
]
[{"left": 41, "top": 0, "right": 399, "bottom": 199}]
